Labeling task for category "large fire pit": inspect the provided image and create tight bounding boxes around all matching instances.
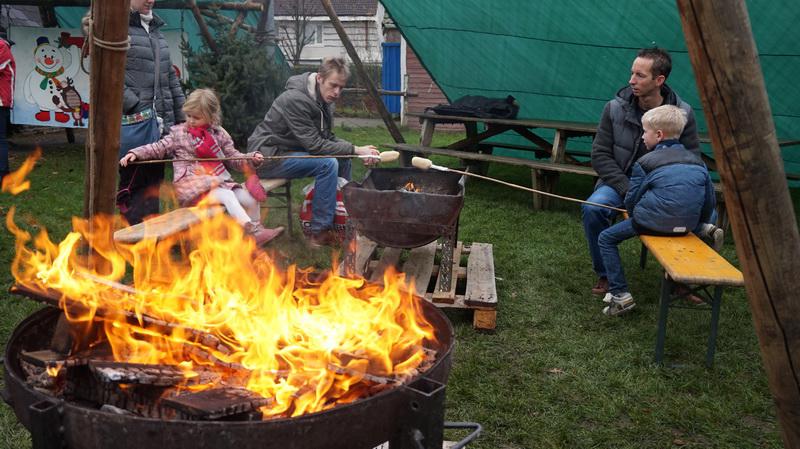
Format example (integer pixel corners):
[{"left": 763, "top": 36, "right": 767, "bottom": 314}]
[{"left": 3, "top": 299, "right": 456, "bottom": 449}]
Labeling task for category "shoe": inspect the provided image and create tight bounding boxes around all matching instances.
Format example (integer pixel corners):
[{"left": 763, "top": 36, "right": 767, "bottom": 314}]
[
  {"left": 602, "top": 292, "right": 636, "bottom": 316},
  {"left": 674, "top": 283, "right": 705, "bottom": 305},
  {"left": 601, "top": 292, "right": 614, "bottom": 304},
  {"left": 697, "top": 223, "right": 724, "bottom": 251},
  {"left": 591, "top": 277, "right": 609, "bottom": 295},
  {"left": 306, "top": 230, "right": 340, "bottom": 249},
  {"left": 244, "top": 222, "right": 284, "bottom": 246}
]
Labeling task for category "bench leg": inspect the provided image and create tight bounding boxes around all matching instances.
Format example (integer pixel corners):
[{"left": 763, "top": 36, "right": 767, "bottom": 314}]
[
  {"left": 706, "top": 286, "right": 724, "bottom": 368},
  {"left": 639, "top": 243, "right": 648, "bottom": 269},
  {"left": 654, "top": 274, "right": 673, "bottom": 365}
]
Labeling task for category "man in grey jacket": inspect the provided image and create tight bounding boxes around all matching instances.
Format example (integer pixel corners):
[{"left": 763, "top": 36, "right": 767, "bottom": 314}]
[
  {"left": 248, "top": 57, "right": 378, "bottom": 247},
  {"left": 583, "top": 48, "right": 700, "bottom": 295}
]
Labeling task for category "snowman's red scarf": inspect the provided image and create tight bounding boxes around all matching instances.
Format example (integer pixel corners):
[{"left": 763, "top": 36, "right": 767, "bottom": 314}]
[{"left": 187, "top": 125, "right": 229, "bottom": 177}]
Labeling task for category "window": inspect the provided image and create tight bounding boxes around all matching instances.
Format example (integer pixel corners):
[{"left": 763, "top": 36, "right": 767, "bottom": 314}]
[{"left": 305, "top": 23, "right": 323, "bottom": 45}]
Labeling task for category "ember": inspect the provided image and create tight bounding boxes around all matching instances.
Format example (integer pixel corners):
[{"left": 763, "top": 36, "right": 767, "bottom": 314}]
[
  {"left": 400, "top": 179, "right": 421, "bottom": 192},
  {"left": 6, "top": 205, "right": 442, "bottom": 420}
]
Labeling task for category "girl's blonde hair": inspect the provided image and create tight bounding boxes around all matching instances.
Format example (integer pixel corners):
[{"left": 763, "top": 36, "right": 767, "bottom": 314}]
[{"left": 183, "top": 88, "right": 222, "bottom": 126}]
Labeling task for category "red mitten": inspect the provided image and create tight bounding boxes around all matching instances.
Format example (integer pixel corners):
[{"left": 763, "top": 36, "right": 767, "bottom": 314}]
[{"left": 244, "top": 175, "right": 268, "bottom": 202}]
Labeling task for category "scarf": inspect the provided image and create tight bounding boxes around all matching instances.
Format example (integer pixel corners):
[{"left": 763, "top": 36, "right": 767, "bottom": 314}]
[
  {"left": 140, "top": 12, "right": 153, "bottom": 33},
  {"left": 35, "top": 66, "right": 65, "bottom": 90},
  {"left": 187, "top": 126, "right": 229, "bottom": 178}
]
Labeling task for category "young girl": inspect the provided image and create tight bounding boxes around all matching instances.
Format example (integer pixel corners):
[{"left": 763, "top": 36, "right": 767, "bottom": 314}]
[{"left": 120, "top": 88, "right": 283, "bottom": 246}]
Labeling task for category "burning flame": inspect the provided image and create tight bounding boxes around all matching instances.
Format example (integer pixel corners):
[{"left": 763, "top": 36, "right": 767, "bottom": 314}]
[
  {"left": 8, "top": 206, "right": 438, "bottom": 418},
  {"left": 2, "top": 148, "right": 41, "bottom": 195},
  {"left": 403, "top": 180, "right": 421, "bottom": 192}
]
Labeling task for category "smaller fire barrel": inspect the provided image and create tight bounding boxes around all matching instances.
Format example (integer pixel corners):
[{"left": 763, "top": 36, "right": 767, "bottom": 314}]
[{"left": 342, "top": 167, "right": 465, "bottom": 249}]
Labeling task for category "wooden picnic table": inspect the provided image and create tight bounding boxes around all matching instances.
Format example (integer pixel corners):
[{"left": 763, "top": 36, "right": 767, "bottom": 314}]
[{"left": 405, "top": 111, "right": 800, "bottom": 181}]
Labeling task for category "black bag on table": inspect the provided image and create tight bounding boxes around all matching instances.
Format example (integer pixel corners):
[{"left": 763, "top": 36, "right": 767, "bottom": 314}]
[{"left": 426, "top": 95, "right": 519, "bottom": 120}]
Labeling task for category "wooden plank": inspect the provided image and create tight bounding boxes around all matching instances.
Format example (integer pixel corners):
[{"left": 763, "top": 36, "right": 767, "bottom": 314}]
[
  {"left": 369, "top": 247, "right": 403, "bottom": 283},
  {"left": 473, "top": 309, "right": 497, "bottom": 331},
  {"left": 401, "top": 241, "right": 438, "bottom": 297},
  {"left": 639, "top": 233, "right": 744, "bottom": 286},
  {"left": 113, "top": 206, "right": 226, "bottom": 244},
  {"left": 340, "top": 236, "right": 379, "bottom": 277},
  {"left": 431, "top": 242, "right": 462, "bottom": 304},
  {"left": 465, "top": 243, "right": 497, "bottom": 307},
  {"left": 406, "top": 112, "right": 598, "bottom": 134}
]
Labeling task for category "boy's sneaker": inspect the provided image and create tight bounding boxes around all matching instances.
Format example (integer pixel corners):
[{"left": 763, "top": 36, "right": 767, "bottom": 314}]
[
  {"left": 602, "top": 292, "right": 636, "bottom": 316},
  {"left": 697, "top": 223, "right": 724, "bottom": 251}
]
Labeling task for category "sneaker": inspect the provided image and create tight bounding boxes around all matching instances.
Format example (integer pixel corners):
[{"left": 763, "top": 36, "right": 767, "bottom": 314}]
[
  {"left": 674, "top": 283, "right": 705, "bottom": 305},
  {"left": 602, "top": 292, "right": 636, "bottom": 316},
  {"left": 591, "top": 277, "right": 609, "bottom": 295},
  {"left": 244, "top": 222, "right": 284, "bottom": 246},
  {"left": 306, "top": 229, "right": 341, "bottom": 249},
  {"left": 601, "top": 292, "right": 614, "bottom": 304},
  {"left": 697, "top": 223, "right": 724, "bottom": 251}
]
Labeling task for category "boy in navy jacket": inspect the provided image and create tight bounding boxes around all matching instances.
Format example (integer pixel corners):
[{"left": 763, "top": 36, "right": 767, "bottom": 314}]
[{"left": 598, "top": 105, "right": 719, "bottom": 316}]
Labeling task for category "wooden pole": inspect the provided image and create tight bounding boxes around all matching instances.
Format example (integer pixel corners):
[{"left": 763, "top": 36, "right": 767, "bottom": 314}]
[
  {"left": 320, "top": 0, "right": 406, "bottom": 147},
  {"left": 84, "top": 0, "right": 130, "bottom": 219},
  {"left": 188, "top": 0, "right": 220, "bottom": 54},
  {"left": 677, "top": 1, "right": 800, "bottom": 445}
]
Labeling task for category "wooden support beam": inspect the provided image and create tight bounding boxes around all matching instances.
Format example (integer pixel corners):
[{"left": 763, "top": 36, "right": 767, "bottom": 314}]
[
  {"left": 320, "top": 0, "right": 406, "bottom": 146},
  {"left": 188, "top": 0, "right": 220, "bottom": 54},
  {"left": 85, "top": 0, "right": 129, "bottom": 220},
  {"left": 677, "top": 0, "right": 800, "bottom": 445}
]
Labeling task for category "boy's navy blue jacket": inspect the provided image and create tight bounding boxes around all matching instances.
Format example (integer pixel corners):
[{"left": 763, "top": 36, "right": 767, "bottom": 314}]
[{"left": 624, "top": 140, "right": 715, "bottom": 235}]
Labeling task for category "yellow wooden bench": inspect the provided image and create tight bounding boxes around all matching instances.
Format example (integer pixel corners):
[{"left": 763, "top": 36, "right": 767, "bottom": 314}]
[
  {"left": 113, "top": 205, "right": 226, "bottom": 244},
  {"left": 639, "top": 232, "right": 744, "bottom": 367}
]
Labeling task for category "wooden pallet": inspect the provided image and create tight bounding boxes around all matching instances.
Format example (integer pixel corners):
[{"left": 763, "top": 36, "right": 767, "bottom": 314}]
[{"left": 346, "top": 237, "right": 497, "bottom": 331}]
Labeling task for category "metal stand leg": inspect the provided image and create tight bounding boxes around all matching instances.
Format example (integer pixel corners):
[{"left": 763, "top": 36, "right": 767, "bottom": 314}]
[
  {"left": 706, "top": 286, "right": 724, "bottom": 368},
  {"left": 438, "top": 231, "right": 455, "bottom": 292},
  {"left": 343, "top": 220, "right": 357, "bottom": 277},
  {"left": 654, "top": 274, "right": 673, "bottom": 365},
  {"left": 639, "top": 243, "right": 648, "bottom": 269}
]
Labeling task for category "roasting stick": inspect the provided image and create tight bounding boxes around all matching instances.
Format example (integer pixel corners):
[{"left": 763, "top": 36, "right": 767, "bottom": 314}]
[
  {"left": 128, "top": 150, "right": 400, "bottom": 165},
  {"left": 411, "top": 156, "right": 627, "bottom": 213}
]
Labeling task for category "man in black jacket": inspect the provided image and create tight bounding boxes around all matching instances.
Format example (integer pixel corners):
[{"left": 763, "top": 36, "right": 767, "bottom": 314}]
[{"left": 583, "top": 48, "right": 700, "bottom": 295}]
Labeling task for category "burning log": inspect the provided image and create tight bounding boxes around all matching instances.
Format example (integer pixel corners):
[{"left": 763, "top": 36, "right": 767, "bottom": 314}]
[
  {"left": 162, "top": 387, "right": 272, "bottom": 420},
  {"left": 89, "top": 361, "right": 187, "bottom": 387},
  {"left": 10, "top": 284, "right": 243, "bottom": 371}
]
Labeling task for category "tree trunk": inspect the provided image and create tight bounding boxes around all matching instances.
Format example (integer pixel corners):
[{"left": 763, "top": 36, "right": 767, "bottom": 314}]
[{"left": 678, "top": 1, "right": 800, "bottom": 446}]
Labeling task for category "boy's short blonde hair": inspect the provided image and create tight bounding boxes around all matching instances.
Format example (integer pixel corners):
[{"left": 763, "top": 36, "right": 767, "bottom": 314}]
[
  {"left": 641, "top": 105, "right": 687, "bottom": 139},
  {"left": 183, "top": 88, "right": 222, "bottom": 126},
  {"left": 318, "top": 56, "right": 350, "bottom": 80}
]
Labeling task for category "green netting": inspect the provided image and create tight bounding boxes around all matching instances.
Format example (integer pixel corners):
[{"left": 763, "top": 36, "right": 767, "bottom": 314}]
[{"left": 382, "top": 0, "right": 800, "bottom": 180}]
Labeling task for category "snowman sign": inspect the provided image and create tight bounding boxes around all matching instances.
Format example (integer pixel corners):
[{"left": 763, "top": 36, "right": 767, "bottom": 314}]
[{"left": 10, "top": 26, "right": 91, "bottom": 128}]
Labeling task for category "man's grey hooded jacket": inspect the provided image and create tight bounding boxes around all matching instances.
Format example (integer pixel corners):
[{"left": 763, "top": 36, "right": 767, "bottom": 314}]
[
  {"left": 591, "top": 84, "right": 699, "bottom": 197},
  {"left": 247, "top": 72, "right": 354, "bottom": 167},
  {"left": 124, "top": 11, "right": 185, "bottom": 127}
]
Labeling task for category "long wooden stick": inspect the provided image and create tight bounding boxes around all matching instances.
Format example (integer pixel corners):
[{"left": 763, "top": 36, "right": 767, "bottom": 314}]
[
  {"left": 411, "top": 157, "right": 626, "bottom": 213},
  {"left": 128, "top": 154, "right": 380, "bottom": 165}
]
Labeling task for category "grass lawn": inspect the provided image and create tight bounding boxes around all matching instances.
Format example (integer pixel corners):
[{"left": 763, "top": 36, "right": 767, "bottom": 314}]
[{"left": 1, "top": 125, "right": 795, "bottom": 448}]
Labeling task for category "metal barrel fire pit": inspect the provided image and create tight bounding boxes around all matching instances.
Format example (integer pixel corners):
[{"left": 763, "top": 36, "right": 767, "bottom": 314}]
[
  {"left": 2, "top": 298, "right": 464, "bottom": 449},
  {"left": 342, "top": 167, "right": 465, "bottom": 249}
]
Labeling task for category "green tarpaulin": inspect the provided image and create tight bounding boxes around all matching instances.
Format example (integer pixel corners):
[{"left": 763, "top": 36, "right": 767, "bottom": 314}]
[{"left": 382, "top": 0, "right": 799, "bottom": 177}]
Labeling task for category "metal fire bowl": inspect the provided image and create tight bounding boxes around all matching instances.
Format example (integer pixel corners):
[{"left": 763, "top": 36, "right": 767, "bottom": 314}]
[
  {"left": 2, "top": 296, "right": 454, "bottom": 449},
  {"left": 342, "top": 167, "right": 465, "bottom": 249}
]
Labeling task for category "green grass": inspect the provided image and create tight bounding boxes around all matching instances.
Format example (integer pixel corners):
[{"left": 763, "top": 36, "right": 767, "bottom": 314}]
[{"left": 1, "top": 125, "right": 795, "bottom": 448}]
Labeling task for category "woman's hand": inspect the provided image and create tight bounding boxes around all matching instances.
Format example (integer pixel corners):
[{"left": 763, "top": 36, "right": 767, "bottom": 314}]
[
  {"left": 119, "top": 153, "right": 137, "bottom": 167},
  {"left": 355, "top": 145, "right": 380, "bottom": 166}
]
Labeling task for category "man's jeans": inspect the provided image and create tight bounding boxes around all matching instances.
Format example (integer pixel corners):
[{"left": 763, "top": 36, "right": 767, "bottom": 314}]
[
  {"left": 257, "top": 152, "right": 351, "bottom": 233},
  {"left": 0, "top": 107, "right": 9, "bottom": 177},
  {"left": 582, "top": 184, "right": 623, "bottom": 279}
]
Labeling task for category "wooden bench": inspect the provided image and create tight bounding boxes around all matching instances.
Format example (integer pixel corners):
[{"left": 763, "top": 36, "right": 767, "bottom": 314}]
[
  {"left": 113, "top": 205, "right": 226, "bottom": 244},
  {"left": 638, "top": 232, "right": 744, "bottom": 367},
  {"left": 259, "top": 178, "right": 293, "bottom": 235}
]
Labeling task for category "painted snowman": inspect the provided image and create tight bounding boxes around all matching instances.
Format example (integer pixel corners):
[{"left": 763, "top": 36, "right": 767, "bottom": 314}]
[{"left": 23, "top": 36, "right": 81, "bottom": 123}]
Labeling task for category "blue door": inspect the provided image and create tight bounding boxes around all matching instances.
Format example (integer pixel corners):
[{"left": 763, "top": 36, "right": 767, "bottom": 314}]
[{"left": 381, "top": 42, "right": 401, "bottom": 114}]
